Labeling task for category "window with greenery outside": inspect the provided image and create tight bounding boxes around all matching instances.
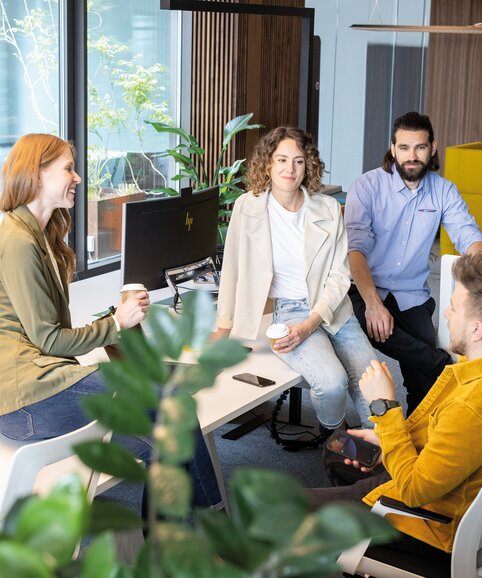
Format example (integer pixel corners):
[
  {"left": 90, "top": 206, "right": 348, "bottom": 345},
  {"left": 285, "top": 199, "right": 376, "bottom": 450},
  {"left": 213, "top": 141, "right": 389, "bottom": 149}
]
[{"left": 0, "top": 0, "right": 178, "bottom": 265}]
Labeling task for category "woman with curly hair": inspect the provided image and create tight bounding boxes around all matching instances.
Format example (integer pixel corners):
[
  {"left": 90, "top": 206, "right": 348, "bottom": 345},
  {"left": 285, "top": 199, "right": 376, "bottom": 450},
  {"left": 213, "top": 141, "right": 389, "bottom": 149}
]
[{"left": 214, "top": 126, "right": 376, "bottom": 435}]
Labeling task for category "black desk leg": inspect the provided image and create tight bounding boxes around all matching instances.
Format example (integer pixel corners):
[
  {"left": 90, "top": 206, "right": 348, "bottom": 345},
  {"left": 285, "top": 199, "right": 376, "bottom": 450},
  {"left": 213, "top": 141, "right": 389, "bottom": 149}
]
[{"left": 288, "top": 386, "right": 303, "bottom": 425}]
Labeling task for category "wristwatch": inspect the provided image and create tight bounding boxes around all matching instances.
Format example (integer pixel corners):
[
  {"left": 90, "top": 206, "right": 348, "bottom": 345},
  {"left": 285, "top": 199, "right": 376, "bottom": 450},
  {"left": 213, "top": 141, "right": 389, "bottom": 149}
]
[{"left": 370, "top": 398, "right": 400, "bottom": 416}]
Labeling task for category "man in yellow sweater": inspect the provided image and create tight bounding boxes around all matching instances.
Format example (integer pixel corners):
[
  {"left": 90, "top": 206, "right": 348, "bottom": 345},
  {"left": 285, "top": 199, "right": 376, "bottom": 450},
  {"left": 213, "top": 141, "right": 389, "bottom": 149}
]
[{"left": 309, "top": 252, "right": 482, "bottom": 563}]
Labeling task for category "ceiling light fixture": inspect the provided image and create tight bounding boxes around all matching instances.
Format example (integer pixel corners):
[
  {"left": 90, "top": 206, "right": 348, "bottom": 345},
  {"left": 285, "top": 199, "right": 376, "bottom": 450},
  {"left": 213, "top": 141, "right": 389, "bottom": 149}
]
[{"left": 351, "top": 23, "right": 482, "bottom": 34}]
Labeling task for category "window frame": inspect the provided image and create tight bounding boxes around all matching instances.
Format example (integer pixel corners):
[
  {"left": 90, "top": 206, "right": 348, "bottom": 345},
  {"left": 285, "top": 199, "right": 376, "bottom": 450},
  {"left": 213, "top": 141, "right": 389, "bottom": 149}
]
[{"left": 68, "top": 0, "right": 183, "bottom": 280}]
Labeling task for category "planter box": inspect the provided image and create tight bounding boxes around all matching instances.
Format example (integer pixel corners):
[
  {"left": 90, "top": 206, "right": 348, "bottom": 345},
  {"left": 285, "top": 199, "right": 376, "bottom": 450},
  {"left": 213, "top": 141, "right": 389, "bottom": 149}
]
[{"left": 88, "top": 190, "right": 146, "bottom": 261}]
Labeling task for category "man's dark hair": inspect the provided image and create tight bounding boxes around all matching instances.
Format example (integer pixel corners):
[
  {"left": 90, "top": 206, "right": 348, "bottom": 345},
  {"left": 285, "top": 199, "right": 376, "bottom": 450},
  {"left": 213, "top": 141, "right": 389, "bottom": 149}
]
[
  {"left": 452, "top": 253, "right": 482, "bottom": 320},
  {"left": 382, "top": 111, "right": 440, "bottom": 172}
]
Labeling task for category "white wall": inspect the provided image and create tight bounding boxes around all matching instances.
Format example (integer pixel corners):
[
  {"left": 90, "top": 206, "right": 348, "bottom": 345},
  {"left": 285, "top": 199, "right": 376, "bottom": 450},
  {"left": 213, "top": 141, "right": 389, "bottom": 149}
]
[
  {"left": 306, "top": 0, "right": 430, "bottom": 190},
  {"left": 69, "top": 270, "right": 168, "bottom": 327}
]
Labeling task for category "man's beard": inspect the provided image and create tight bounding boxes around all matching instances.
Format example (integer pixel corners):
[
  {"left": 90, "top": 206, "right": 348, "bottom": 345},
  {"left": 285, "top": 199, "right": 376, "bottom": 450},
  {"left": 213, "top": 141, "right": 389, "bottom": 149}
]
[
  {"left": 450, "top": 335, "right": 467, "bottom": 357},
  {"left": 395, "top": 159, "right": 431, "bottom": 183}
]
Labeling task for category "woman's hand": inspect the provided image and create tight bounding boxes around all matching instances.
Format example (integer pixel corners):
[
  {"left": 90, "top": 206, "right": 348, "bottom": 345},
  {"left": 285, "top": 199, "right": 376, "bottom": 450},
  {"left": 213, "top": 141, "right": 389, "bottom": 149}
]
[
  {"left": 115, "top": 291, "right": 150, "bottom": 329},
  {"left": 359, "top": 359, "right": 396, "bottom": 404},
  {"left": 342, "top": 428, "right": 382, "bottom": 472},
  {"left": 211, "top": 327, "right": 231, "bottom": 341},
  {"left": 273, "top": 313, "right": 321, "bottom": 353}
]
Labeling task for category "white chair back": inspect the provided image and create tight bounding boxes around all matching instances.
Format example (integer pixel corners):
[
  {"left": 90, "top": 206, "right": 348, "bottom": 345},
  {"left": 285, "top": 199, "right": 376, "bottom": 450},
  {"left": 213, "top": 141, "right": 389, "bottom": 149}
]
[
  {"left": 0, "top": 420, "right": 109, "bottom": 520},
  {"left": 451, "top": 487, "right": 482, "bottom": 578},
  {"left": 436, "top": 254, "right": 459, "bottom": 351}
]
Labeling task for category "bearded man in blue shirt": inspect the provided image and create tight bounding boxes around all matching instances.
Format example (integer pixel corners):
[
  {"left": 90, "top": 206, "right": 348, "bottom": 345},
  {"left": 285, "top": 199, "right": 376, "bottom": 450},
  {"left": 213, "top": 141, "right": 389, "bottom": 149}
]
[{"left": 345, "top": 111, "right": 482, "bottom": 415}]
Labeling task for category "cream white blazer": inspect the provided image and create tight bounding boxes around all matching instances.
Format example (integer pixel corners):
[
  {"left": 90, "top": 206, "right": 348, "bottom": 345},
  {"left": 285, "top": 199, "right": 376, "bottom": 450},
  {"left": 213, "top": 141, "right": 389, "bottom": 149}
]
[{"left": 216, "top": 187, "right": 353, "bottom": 340}]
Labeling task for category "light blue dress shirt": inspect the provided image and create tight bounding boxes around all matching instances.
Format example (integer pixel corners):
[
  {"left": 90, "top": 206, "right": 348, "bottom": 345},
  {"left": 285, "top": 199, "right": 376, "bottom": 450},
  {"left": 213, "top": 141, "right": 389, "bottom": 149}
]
[{"left": 345, "top": 165, "right": 482, "bottom": 311}]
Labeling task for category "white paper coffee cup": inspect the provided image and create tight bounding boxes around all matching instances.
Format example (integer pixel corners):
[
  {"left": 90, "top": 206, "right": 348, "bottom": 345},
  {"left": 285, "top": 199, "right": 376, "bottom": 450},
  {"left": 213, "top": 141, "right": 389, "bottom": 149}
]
[
  {"left": 266, "top": 323, "right": 289, "bottom": 349},
  {"left": 120, "top": 283, "right": 147, "bottom": 302}
]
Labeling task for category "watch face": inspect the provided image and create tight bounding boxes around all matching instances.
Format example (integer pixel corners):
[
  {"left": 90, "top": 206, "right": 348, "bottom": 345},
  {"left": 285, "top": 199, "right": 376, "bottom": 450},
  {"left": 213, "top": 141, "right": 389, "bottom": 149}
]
[{"left": 370, "top": 399, "right": 387, "bottom": 416}]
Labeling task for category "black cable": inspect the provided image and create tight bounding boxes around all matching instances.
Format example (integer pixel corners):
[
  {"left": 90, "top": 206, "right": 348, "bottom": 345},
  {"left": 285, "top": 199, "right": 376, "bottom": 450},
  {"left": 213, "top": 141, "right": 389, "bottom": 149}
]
[{"left": 270, "top": 389, "right": 326, "bottom": 449}]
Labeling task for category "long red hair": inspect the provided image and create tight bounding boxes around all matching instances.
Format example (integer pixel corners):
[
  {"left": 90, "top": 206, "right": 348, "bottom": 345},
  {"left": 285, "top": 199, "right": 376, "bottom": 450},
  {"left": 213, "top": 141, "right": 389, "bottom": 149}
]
[{"left": 1, "top": 134, "right": 77, "bottom": 281}]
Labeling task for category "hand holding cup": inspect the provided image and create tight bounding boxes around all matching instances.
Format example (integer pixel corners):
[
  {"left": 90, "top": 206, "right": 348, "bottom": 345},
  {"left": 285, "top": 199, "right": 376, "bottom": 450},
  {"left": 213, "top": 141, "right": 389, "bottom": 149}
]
[{"left": 116, "top": 283, "right": 149, "bottom": 329}]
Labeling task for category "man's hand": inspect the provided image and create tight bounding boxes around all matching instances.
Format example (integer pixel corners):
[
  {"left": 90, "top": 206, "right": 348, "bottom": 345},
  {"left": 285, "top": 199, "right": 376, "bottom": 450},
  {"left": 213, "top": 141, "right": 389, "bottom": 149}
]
[
  {"left": 342, "top": 428, "right": 382, "bottom": 472},
  {"left": 359, "top": 359, "right": 396, "bottom": 404},
  {"left": 365, "top": 301, "right": 394, "bottom": 342}
]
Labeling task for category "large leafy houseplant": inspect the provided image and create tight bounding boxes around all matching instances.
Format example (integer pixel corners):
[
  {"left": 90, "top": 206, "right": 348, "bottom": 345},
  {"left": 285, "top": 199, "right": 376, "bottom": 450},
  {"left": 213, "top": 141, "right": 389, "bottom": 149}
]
[
  {"left": 0, "top": 292, "right": 397, "bottom": 578},
  {"left": 147, "top": 113, "right": 264, "bottom": 244}
]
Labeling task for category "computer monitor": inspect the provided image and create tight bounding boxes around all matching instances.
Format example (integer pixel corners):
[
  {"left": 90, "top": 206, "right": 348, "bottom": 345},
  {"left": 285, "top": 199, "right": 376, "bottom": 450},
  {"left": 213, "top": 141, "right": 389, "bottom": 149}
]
[{"left": 120, "top": 187, "right": 219, "bottom": 291}]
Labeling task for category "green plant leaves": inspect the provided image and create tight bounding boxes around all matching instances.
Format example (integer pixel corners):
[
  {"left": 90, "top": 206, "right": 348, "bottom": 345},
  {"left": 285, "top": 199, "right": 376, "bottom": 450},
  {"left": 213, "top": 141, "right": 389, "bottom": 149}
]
[
  {"left": 154, "top": 424, "right": 195, "bottom": 465},
  {"left": 81, "top": 533, "right": 117, "bottom": 578},
  {"left": 150, "top": 464, "right": 192, "bottom": 519},
  {"left": 99, "top": 359, "right": 158, "bottom": 410},
  {"left": 0, "top": 542, "right": 55, "bottom": 578},
  {"left": 160, "top": 394, "right": 198, "bottom": 430},
  {"left": 83, "top": 394, "right": 153, "bottom": 436},
  {"left": 74, "top": 441, "right": 147, "bottom": 482},
  {"left": 198, "top": 338, "right": 247, "bottom": 374},
  {"left": 179, "top": 291, "right": 215, "bottom": 350},
  {"left": 221, "top": 113, "right": 264, "bottom": 149},
  {"left": 145, "top": 305, "right": 184, "bottom": 360},
  {"left": 116, "top": 328, "right": 169, "bottom": 385},
  {"left": 88, "top": 500, "right": 144, "bottom": 535},
  {"left": 6, "top": 475, "right": 88, "bottom": 570}
]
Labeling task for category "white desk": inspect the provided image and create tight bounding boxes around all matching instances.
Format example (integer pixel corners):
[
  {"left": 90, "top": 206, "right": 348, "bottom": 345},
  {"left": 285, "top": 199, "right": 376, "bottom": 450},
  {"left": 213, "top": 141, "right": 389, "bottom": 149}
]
[
  {"left": 77, "top": 316, "right": 305, "bottom": 507},
  {"left": 195, "top": 317, "right": 305, "bottom": 505}
]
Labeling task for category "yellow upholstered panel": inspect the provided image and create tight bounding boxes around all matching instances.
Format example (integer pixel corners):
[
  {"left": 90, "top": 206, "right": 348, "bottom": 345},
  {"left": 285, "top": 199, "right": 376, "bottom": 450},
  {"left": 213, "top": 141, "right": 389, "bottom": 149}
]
[{"left": 440, "top": 142, "right": 482, "bottom": 256}]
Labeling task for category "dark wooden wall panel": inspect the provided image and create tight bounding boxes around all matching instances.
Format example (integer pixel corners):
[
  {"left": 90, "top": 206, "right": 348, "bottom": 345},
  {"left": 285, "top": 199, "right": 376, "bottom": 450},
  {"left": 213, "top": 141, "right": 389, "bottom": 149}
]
[
  {"left": 425, "top": 0, "right": 482, "bottom": 173},
  {"left": 191, "top": 0, "right": 305, "bottom": 183}
]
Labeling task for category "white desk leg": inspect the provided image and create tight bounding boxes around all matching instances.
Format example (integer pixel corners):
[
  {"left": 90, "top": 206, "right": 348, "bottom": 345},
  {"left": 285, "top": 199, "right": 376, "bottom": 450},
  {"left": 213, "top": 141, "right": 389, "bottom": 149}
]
[{"left": 204, "top": 431, "right": 229, "bottom": 513}]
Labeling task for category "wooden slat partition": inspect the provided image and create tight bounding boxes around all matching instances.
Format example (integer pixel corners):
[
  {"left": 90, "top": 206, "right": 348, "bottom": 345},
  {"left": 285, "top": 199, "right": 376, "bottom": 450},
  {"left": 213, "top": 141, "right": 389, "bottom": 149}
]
[
  {"left": 191, "top": 0, "right": 305, "bottom": 184},
  {"left": 191, "top": 2, "right": 239, "bottom": 185},
  {"left": 425, "top": 0, "right": 482, "bottom": 173}
]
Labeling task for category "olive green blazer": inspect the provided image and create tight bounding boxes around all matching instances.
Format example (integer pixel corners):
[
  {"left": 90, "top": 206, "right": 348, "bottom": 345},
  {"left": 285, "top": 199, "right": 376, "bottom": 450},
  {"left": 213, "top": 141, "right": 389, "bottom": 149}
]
[{"left": 0, "top": 206, "right": 118, "bottom": 415}]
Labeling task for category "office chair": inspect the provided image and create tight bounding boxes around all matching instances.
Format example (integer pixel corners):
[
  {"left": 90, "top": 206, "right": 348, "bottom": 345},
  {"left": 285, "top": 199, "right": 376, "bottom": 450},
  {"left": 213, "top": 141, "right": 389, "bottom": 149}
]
[
  {"left": 0, "top": 420, "right": 111, "bottom": 520},
  {"left": 338, "top": 487, "right": 482, "bottom": 578}
]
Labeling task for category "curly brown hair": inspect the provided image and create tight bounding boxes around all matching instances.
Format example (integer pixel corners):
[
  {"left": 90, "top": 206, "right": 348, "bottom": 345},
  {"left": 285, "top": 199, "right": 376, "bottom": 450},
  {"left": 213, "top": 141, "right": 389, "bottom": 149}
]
[
  {"left": 245, "top": 127, "right": 325, "bottom": 196},
  {"left": 1, "top": 134, "right": 77, "bottom": 282}
]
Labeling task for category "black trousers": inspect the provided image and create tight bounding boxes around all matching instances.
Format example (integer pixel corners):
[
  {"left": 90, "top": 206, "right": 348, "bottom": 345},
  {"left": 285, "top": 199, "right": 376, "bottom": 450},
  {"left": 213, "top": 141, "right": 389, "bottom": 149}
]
[
  {"left": 349, "top": 285, "right": 453, "bottom": 415},
  {"left": 306, "top": 473, "right": 451, "bottom": 577}
]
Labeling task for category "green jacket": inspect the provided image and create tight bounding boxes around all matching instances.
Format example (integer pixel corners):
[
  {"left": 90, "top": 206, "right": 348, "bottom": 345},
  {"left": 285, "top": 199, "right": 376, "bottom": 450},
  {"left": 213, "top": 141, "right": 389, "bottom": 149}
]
[{"left": 0, "top": 205, "right": 118, "bottom": 415}]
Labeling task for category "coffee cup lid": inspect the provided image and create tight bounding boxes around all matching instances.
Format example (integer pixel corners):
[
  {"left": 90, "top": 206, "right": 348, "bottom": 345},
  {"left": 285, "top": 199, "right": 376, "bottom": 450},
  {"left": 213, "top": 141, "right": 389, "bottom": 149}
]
[
  {"left": 121, "top": 283, "right": 146, "bottom": 292},
  {"left": 266, "top": 323, "right": 289, "bottom": 339}
]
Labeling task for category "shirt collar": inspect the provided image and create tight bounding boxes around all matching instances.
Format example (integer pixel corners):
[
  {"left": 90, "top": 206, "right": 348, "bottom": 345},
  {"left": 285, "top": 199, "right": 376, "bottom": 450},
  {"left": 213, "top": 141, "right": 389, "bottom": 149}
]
[
  {"left": 451, "top": 356, "right": 482, "bottom": 386},
  {"left": 390, "top": 163, "right": 429, "bottom": 196}
]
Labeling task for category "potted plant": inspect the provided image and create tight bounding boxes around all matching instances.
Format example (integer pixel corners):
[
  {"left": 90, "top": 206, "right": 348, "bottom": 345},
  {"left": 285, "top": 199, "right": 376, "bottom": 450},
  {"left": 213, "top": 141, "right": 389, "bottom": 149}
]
[
  {"left": 0, "top": 292, "right": 397, "bottom": 578},
  {"left": 147, "top": 113, "right": 264, "bottom": 246}
]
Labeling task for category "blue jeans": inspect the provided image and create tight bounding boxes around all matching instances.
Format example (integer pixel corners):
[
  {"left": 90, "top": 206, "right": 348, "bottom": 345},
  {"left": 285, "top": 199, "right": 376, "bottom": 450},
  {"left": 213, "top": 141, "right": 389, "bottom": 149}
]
[
  {"left": 273, "top": 298, "right": 375, "bottom": 429},
  {"left": 0, "top": 370, "right": 221, "bottom": 508}
]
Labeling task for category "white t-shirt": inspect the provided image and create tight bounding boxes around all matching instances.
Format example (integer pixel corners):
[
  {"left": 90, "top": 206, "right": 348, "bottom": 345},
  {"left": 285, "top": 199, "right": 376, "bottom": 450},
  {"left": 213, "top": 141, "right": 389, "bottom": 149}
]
[{"left": 267, "top": 193, "right": 308, "bottom": 299}]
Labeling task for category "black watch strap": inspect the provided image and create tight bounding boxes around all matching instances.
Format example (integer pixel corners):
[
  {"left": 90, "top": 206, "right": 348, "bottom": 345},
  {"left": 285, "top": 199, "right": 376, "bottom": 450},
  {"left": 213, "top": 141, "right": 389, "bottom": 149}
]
[{"left": 370, "top": 398, "right": 400, "bottom": 416}]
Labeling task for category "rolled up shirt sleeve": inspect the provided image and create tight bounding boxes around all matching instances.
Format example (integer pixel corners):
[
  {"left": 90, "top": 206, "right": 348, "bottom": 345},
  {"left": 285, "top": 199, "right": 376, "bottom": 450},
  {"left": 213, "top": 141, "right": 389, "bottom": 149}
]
[{"left": 345, "top": 181, "right": 376, "bottom": 257}]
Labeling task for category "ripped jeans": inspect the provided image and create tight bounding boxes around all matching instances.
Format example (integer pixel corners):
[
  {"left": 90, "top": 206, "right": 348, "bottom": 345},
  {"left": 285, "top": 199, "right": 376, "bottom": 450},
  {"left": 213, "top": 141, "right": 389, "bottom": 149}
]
[{"left": 272, "top": 298, "right": 375, "bottom": 429}]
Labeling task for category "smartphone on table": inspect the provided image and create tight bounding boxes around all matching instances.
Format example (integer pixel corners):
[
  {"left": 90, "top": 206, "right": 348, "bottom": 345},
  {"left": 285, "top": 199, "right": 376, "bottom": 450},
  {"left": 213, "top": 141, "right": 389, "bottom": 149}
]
[
  {"left": 232, "top": 373, "right": 275, "bottom": 387},
  {"left": 326, "top": 429, "right": 381, "bottom": 467}
]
